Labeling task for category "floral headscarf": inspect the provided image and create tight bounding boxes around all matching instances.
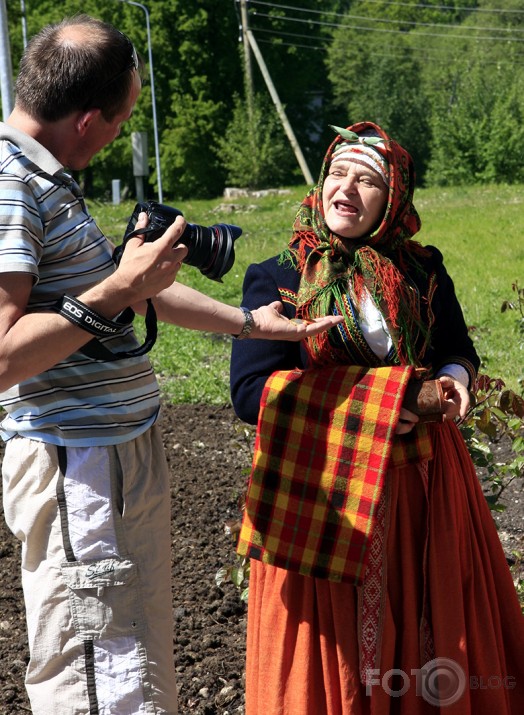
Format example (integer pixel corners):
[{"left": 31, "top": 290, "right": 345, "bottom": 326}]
[{"left": 285, "top": 121, "right": 431, "bottom": 367}]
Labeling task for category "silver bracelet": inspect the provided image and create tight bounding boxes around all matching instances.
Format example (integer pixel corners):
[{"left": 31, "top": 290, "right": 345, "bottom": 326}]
[{"left": 233, "top": 306, "right": 254, "bottom": 340}]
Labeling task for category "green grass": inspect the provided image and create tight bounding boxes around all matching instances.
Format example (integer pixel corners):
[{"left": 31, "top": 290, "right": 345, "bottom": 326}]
[
  {"left": 415, "top": 184, "right": 524, "bottom": 391},
  {"left": 91, "top": 183, "right": 524, "bottom": 404}
]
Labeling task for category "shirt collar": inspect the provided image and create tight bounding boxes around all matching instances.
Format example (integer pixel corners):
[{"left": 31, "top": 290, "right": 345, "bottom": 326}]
[{"left": 0, "top": 121, "right": 65, "bottom": 176}]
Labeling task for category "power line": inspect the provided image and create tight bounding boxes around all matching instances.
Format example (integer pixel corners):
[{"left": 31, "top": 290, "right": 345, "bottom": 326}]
[
  {"left": 248, "top": 0, "right": 524, "bottom": 18},
  {"left": 257, "top": 37, "right": 325, "bottom": 51},
  {"left": 253, "top": 25, "right": 524, "bottom": 64},
  {"left": 250, "top": 9, "right": 524, "bottom": 43},
  {"left": 256, "top": 36, "right": 524, "bottom": 66},
  {"left": 251, "top": 11, "right": 524, "bottom": 42},
  {"left": 357, "top": 0, "right": 524, "bottom": 14},
  {"left": 239, "top": 2, "right": 524, "bottom": 76},
  {"left": 253, "top": 25, "right": 331, "bottom": 45}
]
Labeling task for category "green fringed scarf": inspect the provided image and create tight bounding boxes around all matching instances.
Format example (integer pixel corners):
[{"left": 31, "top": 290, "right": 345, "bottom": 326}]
[{"left": 284, "top": 121, "right": 432, "bottom": 369}]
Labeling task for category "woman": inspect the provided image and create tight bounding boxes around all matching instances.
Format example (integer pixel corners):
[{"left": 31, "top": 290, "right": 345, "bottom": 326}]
[{"left": 230, "top": 122, "right": 523, "bottom": 714}]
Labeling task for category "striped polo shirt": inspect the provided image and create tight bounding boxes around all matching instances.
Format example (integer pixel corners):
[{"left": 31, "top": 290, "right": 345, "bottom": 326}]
[{"left": 0, "top": 122, "right": 160, "bottom": 446}]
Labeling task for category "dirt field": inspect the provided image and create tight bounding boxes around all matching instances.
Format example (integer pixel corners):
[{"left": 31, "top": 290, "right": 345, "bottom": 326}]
[{"left": 0, "top": 402, "right": 522, "bottom": 714}]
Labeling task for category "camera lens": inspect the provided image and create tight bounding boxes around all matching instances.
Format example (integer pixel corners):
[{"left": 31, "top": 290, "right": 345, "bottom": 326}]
[
  {"left": 120, "top": 201, "right": 242, "bottom": 282},
  {"left": 181, "top": 222, "right": 242, "bottom": 281}
]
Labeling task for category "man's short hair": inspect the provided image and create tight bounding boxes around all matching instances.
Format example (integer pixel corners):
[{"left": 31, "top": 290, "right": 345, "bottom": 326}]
[{"left": 15, "top": 14, "right": 143, "bottom": 122}]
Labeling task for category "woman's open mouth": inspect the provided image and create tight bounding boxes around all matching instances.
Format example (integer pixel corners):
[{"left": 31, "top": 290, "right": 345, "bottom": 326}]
[{"left": 334, "top": 201, "right": 358, "bottom": 215}]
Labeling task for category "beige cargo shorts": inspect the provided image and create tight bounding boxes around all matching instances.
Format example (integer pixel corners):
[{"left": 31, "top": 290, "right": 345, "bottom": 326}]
[{"left": 2, "top": 425, "right": 178, "bottom": 714}]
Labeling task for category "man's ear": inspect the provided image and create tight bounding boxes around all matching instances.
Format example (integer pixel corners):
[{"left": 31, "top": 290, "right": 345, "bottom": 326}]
[{"left": 75, "top": 109, "right": 100, "bottom": 136}]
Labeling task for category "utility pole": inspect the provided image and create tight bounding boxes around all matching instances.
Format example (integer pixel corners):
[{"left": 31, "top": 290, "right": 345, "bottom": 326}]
[
  {"left": 246, "top": 29, "right": 314, "bottom": 185},
  {"left": 0, "top": 0, "right": 14, "bottom": 120},
  {"left": 239, "top": 0, "right": 254, "bottom": 122}
]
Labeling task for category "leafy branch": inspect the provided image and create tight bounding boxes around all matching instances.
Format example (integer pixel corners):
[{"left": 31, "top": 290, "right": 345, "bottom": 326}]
[
  {"left": 501, "top": 281, "right": 524, "bottom": 340},
  {"left": 215, "top": 509, "right": 250, "bottom": 602},
  {"left": 459, "top": 373, "right": 524, "bottom": 511}
]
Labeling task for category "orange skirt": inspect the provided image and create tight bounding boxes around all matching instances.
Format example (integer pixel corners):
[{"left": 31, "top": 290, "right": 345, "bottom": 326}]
[{"left": 245, "top": 422, "right": 524, "bottom": 714}]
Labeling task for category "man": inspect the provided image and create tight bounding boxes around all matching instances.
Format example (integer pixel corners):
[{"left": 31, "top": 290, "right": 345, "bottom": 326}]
[{"left": 0, "top": 15, "right": 340, "bottom": 714}]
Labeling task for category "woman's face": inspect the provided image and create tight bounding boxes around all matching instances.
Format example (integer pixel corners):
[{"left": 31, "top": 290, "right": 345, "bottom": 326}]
[{"left": 322, "top": 159, "right": 389, "bottom": 240}]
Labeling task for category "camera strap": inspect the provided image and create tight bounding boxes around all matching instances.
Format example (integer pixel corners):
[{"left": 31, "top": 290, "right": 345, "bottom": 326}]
[
  {"left": 80, "top": 298, "right": 158, "bottom": 361},
  {"left": 79, "top": 237, "right": 159, "bottom": 361}
]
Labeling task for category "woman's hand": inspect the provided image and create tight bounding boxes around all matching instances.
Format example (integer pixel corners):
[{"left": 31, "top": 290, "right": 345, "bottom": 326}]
[
  {"left": 395, "top": 407, "right": 419, "bottom": 434},
  {"left": 251, "top": 301, "right": 343, "bottom": 341},
  {"left": 438, "top": 374, "right": 471, "bottom": 421}
]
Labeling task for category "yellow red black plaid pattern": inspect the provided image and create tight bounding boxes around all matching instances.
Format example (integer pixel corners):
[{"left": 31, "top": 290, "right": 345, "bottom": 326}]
[{"left": 237, "top": 365, "right": 414, "bottom": 584}]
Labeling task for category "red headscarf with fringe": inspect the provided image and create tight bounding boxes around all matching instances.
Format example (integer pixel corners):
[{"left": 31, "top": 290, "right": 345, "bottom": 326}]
[{"left": 288, "top": 121, "right": 430, "bottom": 367}]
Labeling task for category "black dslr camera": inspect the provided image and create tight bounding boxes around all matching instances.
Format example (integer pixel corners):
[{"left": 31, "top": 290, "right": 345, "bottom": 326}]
[{"left": 116, "top": 201, "right": 242, "bottom": 282}]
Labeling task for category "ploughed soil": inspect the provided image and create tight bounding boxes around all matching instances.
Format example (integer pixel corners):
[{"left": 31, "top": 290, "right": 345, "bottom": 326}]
[{"left": 0, "top": 402, "right": 522, "bottom": 714}]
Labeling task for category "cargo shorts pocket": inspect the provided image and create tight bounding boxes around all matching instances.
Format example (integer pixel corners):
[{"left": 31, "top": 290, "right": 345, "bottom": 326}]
[{"left": 60, "top": 558, "right": 144, "bottom": 639}]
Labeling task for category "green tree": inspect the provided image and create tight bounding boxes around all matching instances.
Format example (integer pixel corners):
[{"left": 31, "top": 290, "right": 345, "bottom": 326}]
[
  {"left": 160, "top": 93, "right": 227, "bottom": 199},
  {"left": 422, "top": 5, "right": 524, "bottom": 186},
  {"left": 158, "top": 1, "right": 243, "bottom": 199},
  {"left": 15, "top": 1, "right": 524, "bottom": 197},
  {"left": 324, "top": 0, "right": 479, "bottom": 183},
  {"left": 218, "top": 92, "right": 298, "bottom": 190},
  {"left": 8, "top": 0, "right": 243, "bottom": 200},
  {"left": 327, "top": 32, "right": 431, "bottom": 181},
  {"left": 426, "top": 63, "right": 524, "bottom": 186}
]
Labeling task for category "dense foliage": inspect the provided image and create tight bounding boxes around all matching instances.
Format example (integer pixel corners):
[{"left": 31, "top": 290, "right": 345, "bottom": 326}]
[{"left": 4, "top": 1, "right": 524, "bottom": 197}]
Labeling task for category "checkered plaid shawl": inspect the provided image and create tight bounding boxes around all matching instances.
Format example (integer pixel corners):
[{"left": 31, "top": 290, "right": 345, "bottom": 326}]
[{"left": 237, "top": 364, "right": 413, "bottom": 584}]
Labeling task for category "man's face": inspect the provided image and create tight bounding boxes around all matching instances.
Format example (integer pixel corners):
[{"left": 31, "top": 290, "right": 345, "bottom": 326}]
[{"left": 72, "top": 71, "right": 142, "bottom": 170}]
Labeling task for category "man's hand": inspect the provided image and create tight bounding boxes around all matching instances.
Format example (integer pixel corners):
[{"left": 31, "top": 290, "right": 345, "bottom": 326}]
[
  {"left": 108, "top": 213, "right": 187, "bottom": 312},
  {"left": 112, "top": 211, "right": 188, "bottom": 309}
]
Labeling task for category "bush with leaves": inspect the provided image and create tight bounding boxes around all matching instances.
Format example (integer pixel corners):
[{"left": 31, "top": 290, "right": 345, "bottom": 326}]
[
  {"left": 501, "top": 281, "right": 524, "bottom": 344},
  {"left": 215, "top": 496, "right": 250, "bottom": 603},
  {"left": 460, "top": 368, "right": 524, "bottom": 612},
  {"left": 217, "top": 93, "right": 298, "bottom": 190},
  {"left": 462, "top": 284, "right": 524, "bottom": 507},
  {"left": 460, "top": 375, "right": 524, "bottom": 511}
]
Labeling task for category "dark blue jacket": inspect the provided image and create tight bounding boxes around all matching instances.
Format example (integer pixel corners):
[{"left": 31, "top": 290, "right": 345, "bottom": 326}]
[{"left": 230, "top": 246, "right": 480, "bottom": 425}]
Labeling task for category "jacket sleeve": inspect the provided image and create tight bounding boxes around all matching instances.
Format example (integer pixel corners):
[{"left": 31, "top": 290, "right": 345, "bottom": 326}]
[
  {"left": 424, "top": 246, "right": 480, "bottom": 387},
  {"left": 230, "top": 258, "right": 303, "bottom": 425}
]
